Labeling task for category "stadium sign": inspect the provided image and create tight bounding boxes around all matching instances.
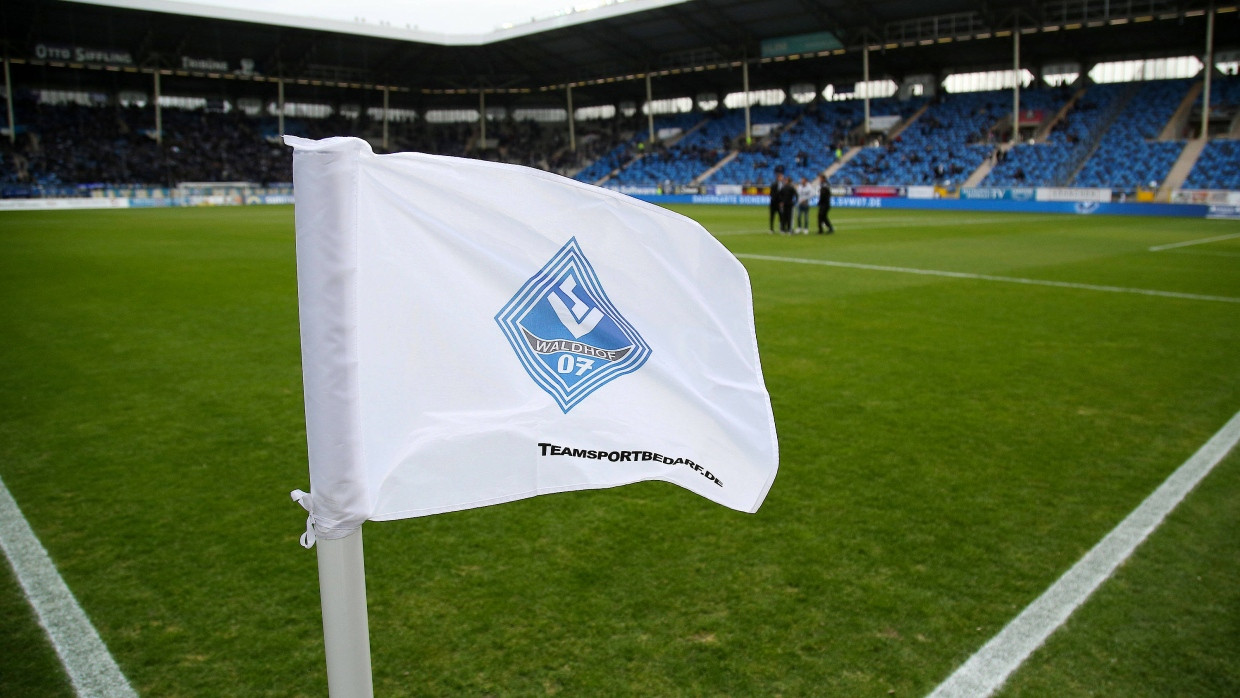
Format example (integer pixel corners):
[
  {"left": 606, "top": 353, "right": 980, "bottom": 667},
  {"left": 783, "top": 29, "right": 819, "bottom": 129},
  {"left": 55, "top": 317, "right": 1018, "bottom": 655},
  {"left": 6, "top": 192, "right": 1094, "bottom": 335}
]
[
  {"left": 1206, "top": 204, "right": 1240, "bottom": 220},
  {"left": 1036, "top": 187, "right": 1112, "bottom": 203},
  {"left": 832, "top": 196, "right": 884, "bottom": 208},
  {"left": 868, "top": 115, "right": 902, "bottom": 133},
  {"left": 760, "top": 31, "right": 843, "bottom": 58},
  {"left": 850, "top": 185, "right": 903, "bottom": 198},
  {"left": 961, "top": 187, "right": 1036, "bottom": 201},
  {"left": 181, "top": 56, "right": 230, "bottom": 72},
  {"left": 34, "top": 42, "right": 133, "bottom": 66}
]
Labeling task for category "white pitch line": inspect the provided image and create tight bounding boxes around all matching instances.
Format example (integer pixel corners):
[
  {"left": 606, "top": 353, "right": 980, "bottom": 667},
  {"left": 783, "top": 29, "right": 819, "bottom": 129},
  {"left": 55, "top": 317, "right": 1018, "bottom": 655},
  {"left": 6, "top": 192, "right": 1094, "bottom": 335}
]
[
  {"left": 928, "top": 410, "right": 1240, "bottom": 698},
  {"left": 0, "top": 474, "right": 137, "bottom": 698},
  {"left": 713, "top": 215, "right": 1055, "bottom": 235},
  {"left": 736, "top": 253, "right": 1240, "bottom": 304},
  {"left": 1149, "top": 231, "right": 1240, "bottom": 251}
]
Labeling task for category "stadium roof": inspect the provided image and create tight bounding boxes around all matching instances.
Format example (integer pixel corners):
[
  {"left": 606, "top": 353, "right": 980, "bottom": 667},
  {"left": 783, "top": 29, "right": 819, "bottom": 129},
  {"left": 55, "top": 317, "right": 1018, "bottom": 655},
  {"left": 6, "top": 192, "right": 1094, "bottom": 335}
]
[
  {"left": 3, "top": 0, "right": 1236, "bottom": 111},
  {"left": 74, "top": 0, "right": 697, "bottom": 46}
]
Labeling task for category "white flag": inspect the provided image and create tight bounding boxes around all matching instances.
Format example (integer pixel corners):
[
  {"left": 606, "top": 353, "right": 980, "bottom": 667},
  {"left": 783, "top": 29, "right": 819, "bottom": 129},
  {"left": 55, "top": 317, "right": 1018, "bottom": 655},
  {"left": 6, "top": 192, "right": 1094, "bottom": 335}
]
[{"left": 286, "top": 136, "right": 777, "bottom": 545}]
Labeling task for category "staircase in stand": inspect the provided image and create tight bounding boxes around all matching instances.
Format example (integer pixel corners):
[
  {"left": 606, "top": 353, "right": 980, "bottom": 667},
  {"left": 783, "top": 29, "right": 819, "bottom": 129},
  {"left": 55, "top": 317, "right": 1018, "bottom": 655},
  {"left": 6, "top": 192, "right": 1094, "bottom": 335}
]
[
  {"left": 962, "top": 143, "right": 1011, "bottom": 187},
  {"left": 1033, "top": 86, "right": 1088, "bottom": 143},
  {"left": 691, "top": 111, "right": 804, "bottom": 186},
  {"left": 1061, "top": 82, "right": 1141, "bottom": 185},
  {"left": 1159, "top": 81, "right": 1203, "bottom": 141},
  {"left": 887, "top": 101, "right": 930, "bottom": 141},
  {"left": 691, "top": 151, "right": 738, "bottom": 185},
  {"left": 821, "top": 146, "right": 862, "bottom": 179},
  {"left": 1156, "top": 137, "right": 1207, "bottom": 201}
]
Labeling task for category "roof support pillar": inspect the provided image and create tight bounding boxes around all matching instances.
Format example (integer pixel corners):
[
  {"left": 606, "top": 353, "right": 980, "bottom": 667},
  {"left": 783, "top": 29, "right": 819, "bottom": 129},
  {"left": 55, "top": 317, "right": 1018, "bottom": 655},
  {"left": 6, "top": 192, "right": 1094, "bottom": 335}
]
[
  {"left": 646, "top": 74, "right": 654, "bottom": 143},
  {"left": 1012, "top": 19, "right": 1021, "bottom": 146},
  {"left": 154, "top": 70, "right": 163, "bottom": 145},
  {"left": 862, "top": 44, "right": 871, "bottom": 140},
  {"left": 567, "top": 84, "right": 576, "bottom": 152},
  {"left": 3, "top": 57, "right": 15, "bottom": 144},
  {"left": 382, "top": 86, "right": 390, "bottom": 150},
  {"left": 479, "top": 90, "right": 487, "bottom": 148},
  {"left": 742, "top": 58, "right": 751, "bottom": 145},
  {"left": 1202, "top": 3, "right": 1215, "bottom": 140}
]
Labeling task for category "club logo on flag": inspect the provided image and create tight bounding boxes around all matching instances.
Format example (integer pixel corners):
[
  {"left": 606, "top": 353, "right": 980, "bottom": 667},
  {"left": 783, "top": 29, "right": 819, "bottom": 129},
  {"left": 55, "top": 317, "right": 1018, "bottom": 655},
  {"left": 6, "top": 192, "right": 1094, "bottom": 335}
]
[{"left": 496, "top": 237, "right": 651, "bottom": 413}]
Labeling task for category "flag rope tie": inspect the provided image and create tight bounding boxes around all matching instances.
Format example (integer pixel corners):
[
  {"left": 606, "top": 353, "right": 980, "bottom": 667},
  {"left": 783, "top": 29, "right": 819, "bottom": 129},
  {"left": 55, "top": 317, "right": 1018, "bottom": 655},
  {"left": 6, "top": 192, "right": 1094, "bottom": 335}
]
[{"left": 291, "top": 489, "right": 318, "bottom": 549}]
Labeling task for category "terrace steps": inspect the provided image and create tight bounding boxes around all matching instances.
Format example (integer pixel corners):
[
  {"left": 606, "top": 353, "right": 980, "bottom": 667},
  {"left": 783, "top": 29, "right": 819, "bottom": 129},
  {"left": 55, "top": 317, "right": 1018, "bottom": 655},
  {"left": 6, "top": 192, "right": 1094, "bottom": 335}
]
[
  {"left": 962, "top": 143, "right": 1008, "bottom": 187},
  {"left": 820, "top": 104, "right": 925, "bottom": 182},
  {"left": 1157, "top": 137, "right": 1207, "bottom": 201},
  {"left": 1033, "top": 86, "right": 1088, "bottom": 143},
  {"left": 594, "top": 115, "right": 711, "bottom": 185},
  {"left": 692, "top": 150, "right": 738, "bottom": 185},
  {"left": 1064, "top": 82, "right": 1142, "bottom": 185},
  {"left": 887, "top": 101, "right": 930, "bottom": 140},
  {"left": 667, "top": 114, "right": 712, "bottom": 147},
  {"left": 695, "top": 111, "right": 802, "bottom": 185},
  {"left": 1159, "top": 81, "right": 1203, "bottom": 141},
  {"left": 822, "top": 146, "right": 862, "bottom": 179}
]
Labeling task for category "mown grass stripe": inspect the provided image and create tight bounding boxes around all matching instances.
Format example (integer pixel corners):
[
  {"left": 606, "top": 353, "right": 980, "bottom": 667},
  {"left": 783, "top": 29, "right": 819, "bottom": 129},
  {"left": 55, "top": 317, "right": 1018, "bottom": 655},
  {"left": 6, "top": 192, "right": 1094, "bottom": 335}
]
[
  {"left": 735, "top": 253, "right": 1240, "bottom": 304},
  {"left": 0, "top": 475, "right": 136, "bottom": 698},
  {"left": 928, "top": 410, "right": 1240, "bottom": 698}
]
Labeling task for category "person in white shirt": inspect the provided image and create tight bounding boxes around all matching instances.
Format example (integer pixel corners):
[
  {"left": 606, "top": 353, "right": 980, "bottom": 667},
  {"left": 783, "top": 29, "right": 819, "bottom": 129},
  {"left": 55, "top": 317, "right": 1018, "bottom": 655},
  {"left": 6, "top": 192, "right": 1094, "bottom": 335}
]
[{"left": 795, "top": 177, "right": 815, "bottom": 233}]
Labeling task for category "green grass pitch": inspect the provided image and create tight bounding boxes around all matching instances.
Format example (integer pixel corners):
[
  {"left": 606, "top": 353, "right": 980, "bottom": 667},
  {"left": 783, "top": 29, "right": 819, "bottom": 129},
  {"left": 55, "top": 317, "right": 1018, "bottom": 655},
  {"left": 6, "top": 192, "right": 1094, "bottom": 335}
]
[{"left": 1, "top": 204, "right": 1238, "bottom": 696}]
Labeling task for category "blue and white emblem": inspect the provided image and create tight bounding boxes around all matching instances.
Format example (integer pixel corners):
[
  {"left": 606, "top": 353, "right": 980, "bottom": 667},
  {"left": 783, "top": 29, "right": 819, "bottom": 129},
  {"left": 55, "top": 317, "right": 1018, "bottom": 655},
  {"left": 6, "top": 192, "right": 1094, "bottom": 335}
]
[{"left": 496, "top": 237, "right": 651, "bottom": 413}]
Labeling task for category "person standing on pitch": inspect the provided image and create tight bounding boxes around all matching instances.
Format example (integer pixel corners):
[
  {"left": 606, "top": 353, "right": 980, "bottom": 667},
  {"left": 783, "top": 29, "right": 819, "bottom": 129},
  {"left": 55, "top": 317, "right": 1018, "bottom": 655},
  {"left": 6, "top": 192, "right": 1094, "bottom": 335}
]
[
  {"left": 768, "top": 174, "right": 782, "bottom": 232},
  {"left": 795, "top": 176, "right": 814, "bottom": 233},
  {"left": 817, "top": 175, "right": 835, "bottom": 234},
  {"left": 778, "top": 174, "right": 797, "bottom": 234}
]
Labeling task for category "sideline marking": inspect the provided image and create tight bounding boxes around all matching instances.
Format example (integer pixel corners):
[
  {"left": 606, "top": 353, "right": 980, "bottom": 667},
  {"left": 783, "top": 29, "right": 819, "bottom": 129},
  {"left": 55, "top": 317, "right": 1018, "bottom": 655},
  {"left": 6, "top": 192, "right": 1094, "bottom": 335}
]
[
  {"left": 713, "top": 215, "right": 1055, "bottom": 235},
  {"left": 1149, "top": 231, "right": 1240, "bottom": 251},
  {"left": 928, "top": 410, "right": 1240, "bottom": 698},
  {"left": 0, "top": 474, "right": 137, "bottom": 697},
  {"left": 736, "top": 253, "right": 1240, "bottom": 304}
]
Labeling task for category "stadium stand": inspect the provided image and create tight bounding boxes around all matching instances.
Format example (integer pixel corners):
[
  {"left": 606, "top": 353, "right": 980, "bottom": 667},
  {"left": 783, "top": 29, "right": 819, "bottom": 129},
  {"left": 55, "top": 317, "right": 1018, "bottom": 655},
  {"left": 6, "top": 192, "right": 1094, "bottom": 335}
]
[
  {"left": 1184, "top": 138, "right": 1240, "bottom": 189},
  {"left": 2, "top": 0, "right": 1236, "bottom": 205},
  {"left": 0, "top": 95, "right": 289, "bottom": 195},
  {"left": 6, "top": 75, "right": 1235, "bottom": 199},
  {"left": 709, "top": 102, "right": 866, "bottom": 186},
  {"left": 984, "top": 84, "right": 1128, "bottom": 187},
  {"left": 1072, "top": 79, "right": 1191, "bottom": 190},
  {"left": 981, "top": 86, "right": 1073, "bottom": 186},
  {"left": 598, "top": 112, "right": 714, "bottom": 188},
  {"left": 831, "top": 91, "right": 1001, "bottom": 186},
  {"left": 0, "top": 92, "right": 641, "bottom": 195},
  {"left": 1183, "top": 75, "right": 1240, "bottom": 190}
]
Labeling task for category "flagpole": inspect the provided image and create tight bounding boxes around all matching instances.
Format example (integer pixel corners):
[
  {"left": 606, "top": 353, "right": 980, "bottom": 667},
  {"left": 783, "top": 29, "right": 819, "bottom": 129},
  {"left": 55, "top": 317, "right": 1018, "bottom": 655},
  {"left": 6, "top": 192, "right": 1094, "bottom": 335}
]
[{"left": 316, "top": 528, "right": 374, "bottom": 697}]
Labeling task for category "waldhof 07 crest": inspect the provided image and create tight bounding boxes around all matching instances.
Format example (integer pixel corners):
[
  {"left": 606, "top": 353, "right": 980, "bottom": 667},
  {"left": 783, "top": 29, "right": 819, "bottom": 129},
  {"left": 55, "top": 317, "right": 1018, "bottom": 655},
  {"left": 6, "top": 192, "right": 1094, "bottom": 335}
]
[{"left": 496, "top": 237, "right": 651, "bottom": 413}]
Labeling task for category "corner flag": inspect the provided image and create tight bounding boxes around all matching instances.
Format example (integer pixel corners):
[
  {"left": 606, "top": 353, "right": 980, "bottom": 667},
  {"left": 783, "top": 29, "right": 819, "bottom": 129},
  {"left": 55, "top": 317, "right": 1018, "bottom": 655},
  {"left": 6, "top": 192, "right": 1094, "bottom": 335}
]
[{"left": 286, "top": 136, "right": 778, "bottom": 544}]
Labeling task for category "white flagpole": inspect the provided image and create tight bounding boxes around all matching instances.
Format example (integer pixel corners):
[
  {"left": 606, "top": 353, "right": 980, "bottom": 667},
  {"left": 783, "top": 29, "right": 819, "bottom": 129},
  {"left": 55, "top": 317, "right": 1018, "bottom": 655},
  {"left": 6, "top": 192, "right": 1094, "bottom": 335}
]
[{"left": 316, "top": 528, "right": 374, "bottom": 697}]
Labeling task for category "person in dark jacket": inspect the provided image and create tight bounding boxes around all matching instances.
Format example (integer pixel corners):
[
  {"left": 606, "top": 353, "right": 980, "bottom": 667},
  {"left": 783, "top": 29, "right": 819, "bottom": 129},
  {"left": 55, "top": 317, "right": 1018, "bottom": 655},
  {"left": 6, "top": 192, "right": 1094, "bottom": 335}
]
[
  {"left": 778, "top": 176, "right": 797, "bottom": 234},
  {"left": 817, "top": 175, "right": 835, "bottom": 234},
  {"left": 768, "top": 175, "right": 781, "bottom": 232}
]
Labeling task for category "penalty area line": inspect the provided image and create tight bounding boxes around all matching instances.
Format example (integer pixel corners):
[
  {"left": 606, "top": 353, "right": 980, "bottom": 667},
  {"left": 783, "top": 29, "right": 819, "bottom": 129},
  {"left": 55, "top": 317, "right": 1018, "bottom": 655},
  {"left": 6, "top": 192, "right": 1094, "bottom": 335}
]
[
  {"left": 1149, "top": 231, "right": 1240, "bottom": 251},
  {"left": 927, "top": 410, "right": 1240, "bottom": 698},
  {"left": 736, "top": 253, "right": 1240, "bottom": 304},
  {"left": 0, "top": 473, "right": 137, "bottom": 698}
]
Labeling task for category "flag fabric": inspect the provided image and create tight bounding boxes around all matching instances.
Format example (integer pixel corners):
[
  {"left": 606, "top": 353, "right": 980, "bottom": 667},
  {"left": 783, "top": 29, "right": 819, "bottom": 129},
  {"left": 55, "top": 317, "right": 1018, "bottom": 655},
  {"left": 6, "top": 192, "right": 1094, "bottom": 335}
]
[{"left": 286, "top": 136, "right": 778, "bottom": 545}]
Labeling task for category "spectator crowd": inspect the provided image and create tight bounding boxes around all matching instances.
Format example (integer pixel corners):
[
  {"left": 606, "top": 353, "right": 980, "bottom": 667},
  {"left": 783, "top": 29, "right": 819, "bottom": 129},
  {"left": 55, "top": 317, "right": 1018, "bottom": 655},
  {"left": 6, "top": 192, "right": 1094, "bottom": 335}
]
[{"left": 4, "top": 75, "right": 1240, "bottom": 197}]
